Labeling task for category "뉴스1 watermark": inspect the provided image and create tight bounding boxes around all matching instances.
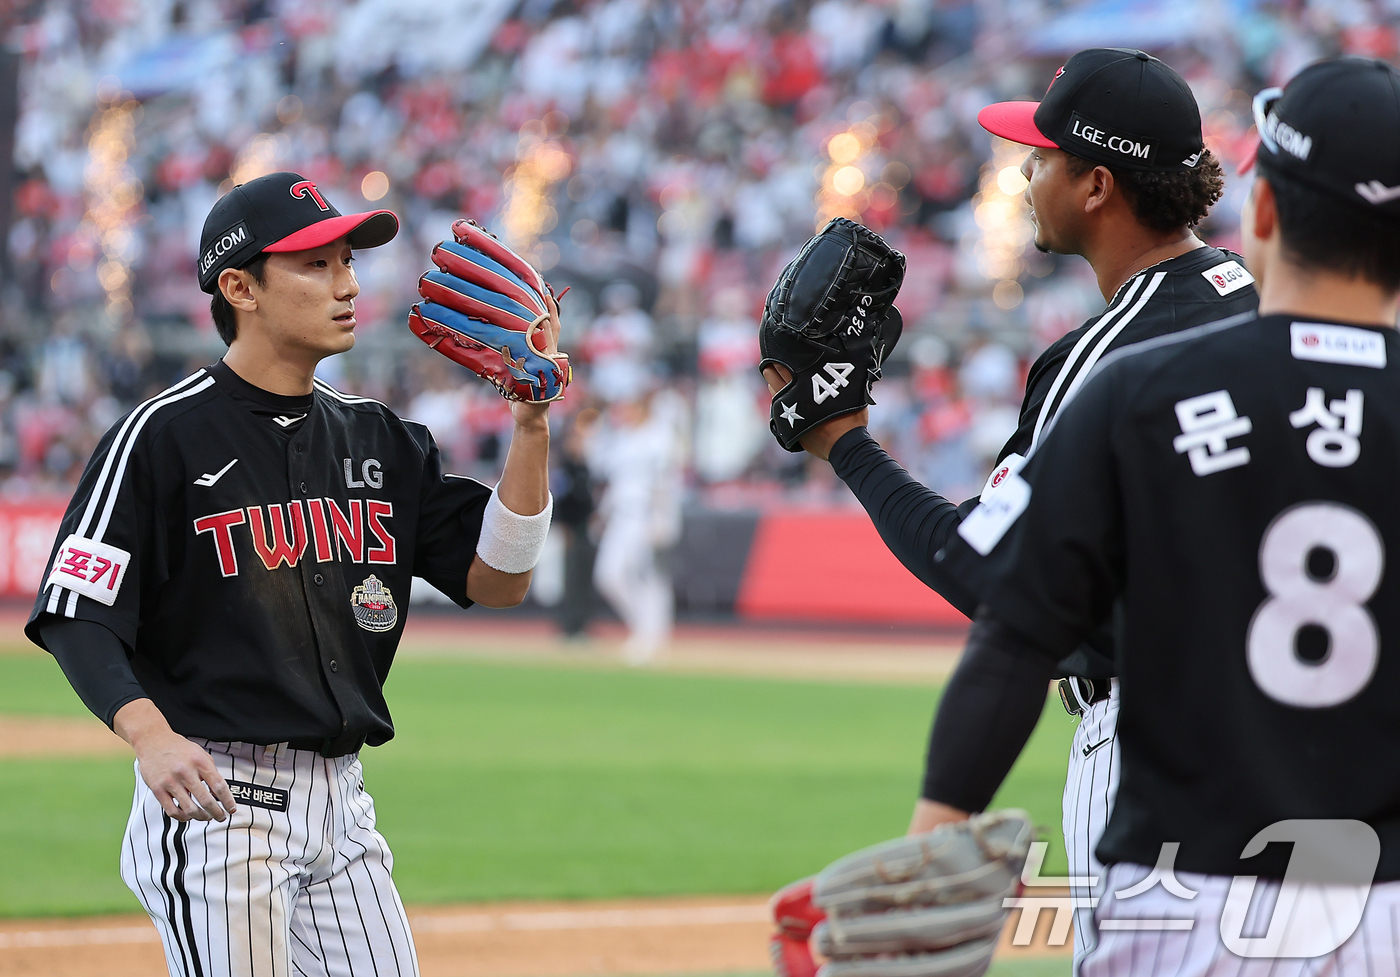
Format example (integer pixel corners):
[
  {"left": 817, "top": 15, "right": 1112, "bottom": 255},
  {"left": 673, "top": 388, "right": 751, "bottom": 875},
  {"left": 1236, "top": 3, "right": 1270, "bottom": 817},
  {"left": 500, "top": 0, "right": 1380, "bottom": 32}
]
[
  {"left": 1002, "top": 840, "right": 1100, "bottom": 947},
  {"left": 1003, "top": 819, "right": 1381, "bottom": 958}
]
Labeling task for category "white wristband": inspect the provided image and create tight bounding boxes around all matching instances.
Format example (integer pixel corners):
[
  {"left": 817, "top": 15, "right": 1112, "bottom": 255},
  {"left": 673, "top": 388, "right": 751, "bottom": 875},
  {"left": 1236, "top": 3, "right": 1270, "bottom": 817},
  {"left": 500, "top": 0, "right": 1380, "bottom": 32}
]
[{"left": 475, "top": 489, "right": 553, "bottom": 574}]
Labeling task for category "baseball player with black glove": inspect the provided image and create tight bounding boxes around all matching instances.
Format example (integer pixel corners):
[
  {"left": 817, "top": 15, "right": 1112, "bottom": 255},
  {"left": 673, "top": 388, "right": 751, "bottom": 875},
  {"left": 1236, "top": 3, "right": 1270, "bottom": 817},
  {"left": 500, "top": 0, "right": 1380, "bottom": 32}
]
[
  {"left": 26, "top": 171, "right": 568, "bottom": 977},
  {"left": 928, "top": 58, "right": 1400, "bottom": 973},
  {"left": 762, "top": 50, "right": 1257, "bottom": 976}
]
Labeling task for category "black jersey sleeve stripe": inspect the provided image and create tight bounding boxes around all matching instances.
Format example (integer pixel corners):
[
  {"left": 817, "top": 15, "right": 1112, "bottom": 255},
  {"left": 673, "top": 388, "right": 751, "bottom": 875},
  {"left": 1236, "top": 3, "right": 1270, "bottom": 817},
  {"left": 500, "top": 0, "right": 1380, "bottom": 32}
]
[
  {"left": 51, "top": 373, "right": 216, "bottom": 619},
  {"left": 45, "top": 363, "right": 207, "bottom": 610},
  {"left": 44, "top": 369, "right": 210, "bottom": 613},
  {"left": 1028, "top": 310, "right": 1257, "bottom": 457},
  {"left": 90, "top": 376, "right": 217, "bottom": 544},
  {"left": 1029, "top": 274, "right": 1148, "bottom": 449},
  {"left": 73, "top": 370, "right": 210, "bottom": 541},
  {"left": 1046, "top": 271, "right": 1168, "bottom": 421}
]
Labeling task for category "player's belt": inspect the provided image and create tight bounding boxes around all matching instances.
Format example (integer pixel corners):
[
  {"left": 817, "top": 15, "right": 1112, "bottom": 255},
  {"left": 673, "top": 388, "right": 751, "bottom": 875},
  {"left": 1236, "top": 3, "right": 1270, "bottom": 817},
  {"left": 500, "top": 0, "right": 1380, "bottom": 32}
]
[
  {"left": 1057, "top": 676, "right": 1112, "bottom": 716},
  {"left": 287, "top": 735, "right": 367, "bottom": 758}
]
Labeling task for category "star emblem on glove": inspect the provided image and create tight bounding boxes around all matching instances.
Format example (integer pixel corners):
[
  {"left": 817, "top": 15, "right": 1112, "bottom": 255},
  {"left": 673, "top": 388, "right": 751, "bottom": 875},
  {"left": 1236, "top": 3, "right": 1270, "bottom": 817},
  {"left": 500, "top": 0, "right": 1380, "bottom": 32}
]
[{"left": 780, "top": 402, "right": 803, "bottom": 426}]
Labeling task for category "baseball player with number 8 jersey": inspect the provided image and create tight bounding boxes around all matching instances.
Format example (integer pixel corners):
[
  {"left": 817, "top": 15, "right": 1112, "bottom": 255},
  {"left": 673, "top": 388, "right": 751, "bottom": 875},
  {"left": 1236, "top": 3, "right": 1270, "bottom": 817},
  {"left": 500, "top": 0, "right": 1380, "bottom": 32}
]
[
  {"left": 761, "top": 49, "right": 1257, "bottom": 977},
  {"left": 25, "top": 171, "right": 568, "bottom": 977},
  {"left": 928, "top": 58, "right": 1400, "bottom": 973}
]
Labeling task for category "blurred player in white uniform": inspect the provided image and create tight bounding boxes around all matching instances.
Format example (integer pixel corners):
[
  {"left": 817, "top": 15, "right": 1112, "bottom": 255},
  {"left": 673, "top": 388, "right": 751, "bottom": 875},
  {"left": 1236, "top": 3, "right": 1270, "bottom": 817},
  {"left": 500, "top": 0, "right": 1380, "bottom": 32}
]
[{"left": 592, "top": 388, "right": 686, "bottom": 663}]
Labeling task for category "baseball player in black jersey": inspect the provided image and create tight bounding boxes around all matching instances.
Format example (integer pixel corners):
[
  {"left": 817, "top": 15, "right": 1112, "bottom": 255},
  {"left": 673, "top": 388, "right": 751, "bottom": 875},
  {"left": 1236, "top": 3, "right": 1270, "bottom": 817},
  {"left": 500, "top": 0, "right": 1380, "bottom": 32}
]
[
  {"left": 762, "top": 49, "right": 1256, "bottom": 970},
  {"left": 927, "top": 58, "right": 1400, "bottom": 973},
  {"left": 25, "top": 172, "right": 563, "bottom": 977}
]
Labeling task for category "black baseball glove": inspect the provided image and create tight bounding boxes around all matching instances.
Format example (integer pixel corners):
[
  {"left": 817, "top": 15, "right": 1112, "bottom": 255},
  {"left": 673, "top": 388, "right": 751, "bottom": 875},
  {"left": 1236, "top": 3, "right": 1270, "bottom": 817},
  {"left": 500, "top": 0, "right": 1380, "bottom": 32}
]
[{"left": 759, "top": 218, "right": 905, "bottom": 452}]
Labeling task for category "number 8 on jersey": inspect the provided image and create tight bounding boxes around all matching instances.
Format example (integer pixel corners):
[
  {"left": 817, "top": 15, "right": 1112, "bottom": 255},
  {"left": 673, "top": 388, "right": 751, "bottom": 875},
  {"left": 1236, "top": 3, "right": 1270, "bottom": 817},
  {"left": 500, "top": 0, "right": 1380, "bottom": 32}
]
[{"left": 1248, "top": 501, "right": 1383, "bottom": 708}]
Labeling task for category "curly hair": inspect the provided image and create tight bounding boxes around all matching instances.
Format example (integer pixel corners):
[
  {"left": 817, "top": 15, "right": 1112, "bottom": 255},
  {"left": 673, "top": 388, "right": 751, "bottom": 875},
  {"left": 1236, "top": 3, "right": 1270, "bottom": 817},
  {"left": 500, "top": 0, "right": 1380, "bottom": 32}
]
[{"left": 1066, "top": 149, "right": 1226, "bottom": 233}]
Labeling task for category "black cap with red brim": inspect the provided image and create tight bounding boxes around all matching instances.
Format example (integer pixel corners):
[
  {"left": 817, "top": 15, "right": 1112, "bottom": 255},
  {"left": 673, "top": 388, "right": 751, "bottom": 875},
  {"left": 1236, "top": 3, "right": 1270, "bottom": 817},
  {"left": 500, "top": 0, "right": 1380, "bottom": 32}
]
[
  {"left": 198, "top": 170, "right": 399, "bottom": 293},
  {"left": 979, "top": 48, "right": 1205, "bottom": 173},
  {"left": 1239, "top": 59, "right": 1400, "bottom": 222},
  {"left": 978, "top": 102, "right": 1058, "bottom": 149}
]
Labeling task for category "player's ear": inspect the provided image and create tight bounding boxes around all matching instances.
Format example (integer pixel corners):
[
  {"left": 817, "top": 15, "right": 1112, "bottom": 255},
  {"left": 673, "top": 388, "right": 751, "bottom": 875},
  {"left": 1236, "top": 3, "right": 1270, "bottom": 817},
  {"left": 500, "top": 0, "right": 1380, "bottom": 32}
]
[
  {"left": 218, "top": 268, "right": 259, "bottom": 313},
  {"left": 1249, "top": 176, "right": 1277, "bottom": 244},
  {"left": 1082, "top": 164, "right": 1114, "bottom": 215}
]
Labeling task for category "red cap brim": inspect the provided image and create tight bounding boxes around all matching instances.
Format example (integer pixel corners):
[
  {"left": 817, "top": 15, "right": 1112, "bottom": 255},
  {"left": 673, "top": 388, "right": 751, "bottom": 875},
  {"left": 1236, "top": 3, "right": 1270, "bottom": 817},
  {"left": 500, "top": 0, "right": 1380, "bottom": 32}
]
[
  {"left": 1237, "top": 138, "right": 1259, "bottom": 176},
  {"left": 977, "top": 102, "right": 1058, "bottom": 149},
  {"left": 263, "top": 210, "right": 399, "bottom": 253}
]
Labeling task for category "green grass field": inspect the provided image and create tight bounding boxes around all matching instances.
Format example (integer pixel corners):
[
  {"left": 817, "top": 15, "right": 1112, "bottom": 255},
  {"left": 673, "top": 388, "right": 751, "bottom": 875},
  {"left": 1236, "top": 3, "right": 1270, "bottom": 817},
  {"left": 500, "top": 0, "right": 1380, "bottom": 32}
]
[{"left": 0, "top": 645, "right": 1074, "bottom": 919}]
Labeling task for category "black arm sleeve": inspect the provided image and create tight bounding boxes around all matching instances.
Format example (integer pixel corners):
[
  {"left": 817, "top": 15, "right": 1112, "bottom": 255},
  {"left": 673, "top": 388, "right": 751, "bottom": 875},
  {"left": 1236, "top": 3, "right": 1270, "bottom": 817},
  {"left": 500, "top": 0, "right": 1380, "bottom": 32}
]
[
  {"left": 920, "top": 612, "right": 1060, "bottom": 812},
  {"left": 828, "top": 427, "right": 981, "bottom": 616},
  {"left": 39, "top": 618, "right": 147, "bottom": 729}
]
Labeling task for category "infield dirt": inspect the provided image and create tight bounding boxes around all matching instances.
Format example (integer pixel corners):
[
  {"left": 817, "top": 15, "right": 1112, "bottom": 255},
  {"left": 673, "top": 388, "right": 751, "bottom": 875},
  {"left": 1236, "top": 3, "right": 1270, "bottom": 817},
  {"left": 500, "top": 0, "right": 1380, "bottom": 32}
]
[{"left": 0, "top": 892, "right": 1070, "bottom": 977}]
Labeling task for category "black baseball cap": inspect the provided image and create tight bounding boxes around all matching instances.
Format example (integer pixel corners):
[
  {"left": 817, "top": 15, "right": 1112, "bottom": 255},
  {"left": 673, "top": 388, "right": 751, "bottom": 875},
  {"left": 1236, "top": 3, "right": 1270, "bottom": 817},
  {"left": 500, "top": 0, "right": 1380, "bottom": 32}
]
[
  {"left": 979, "top": 48, "right": 1205, "bottom": 172},
  {"left": 1240, "top": 58, "right": 1400, "bottom": 221},
  {"left": 198, "top": 171, "right": 399, "bottom": 293}
]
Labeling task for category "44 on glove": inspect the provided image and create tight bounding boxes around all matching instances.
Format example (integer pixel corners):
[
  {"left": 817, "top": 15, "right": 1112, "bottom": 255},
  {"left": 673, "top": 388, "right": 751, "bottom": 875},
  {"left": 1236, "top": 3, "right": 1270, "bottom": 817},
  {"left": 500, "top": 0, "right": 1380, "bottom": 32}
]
[
  {"left": 768, "top": 810, "right": 1033, "bottom": 977},
  {"left": 759, "top": 217, "right": 905, "bottom": 451},
  {"left": 408, "top": 219, "right": 572, "bottom": 403}
]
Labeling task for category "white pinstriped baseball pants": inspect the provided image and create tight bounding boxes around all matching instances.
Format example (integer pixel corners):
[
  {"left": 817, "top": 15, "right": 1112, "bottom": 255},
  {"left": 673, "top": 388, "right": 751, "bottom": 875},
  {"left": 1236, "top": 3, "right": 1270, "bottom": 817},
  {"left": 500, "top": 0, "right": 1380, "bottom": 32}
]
[
  {"left": 120, "top": 740, "right": 419, "bottom": 977},
  {"left": 1064, "top": 682, "right": 1121, "bottom": 976},
  {"left": 1083, "top": 863, "right": 1400, "bottom": 976}
]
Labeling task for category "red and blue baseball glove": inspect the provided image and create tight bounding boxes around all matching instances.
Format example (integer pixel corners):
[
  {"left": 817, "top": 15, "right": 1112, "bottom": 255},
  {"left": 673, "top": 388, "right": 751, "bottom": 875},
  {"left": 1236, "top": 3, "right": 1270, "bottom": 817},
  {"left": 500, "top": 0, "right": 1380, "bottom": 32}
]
[{"left": 408, "top": 219, "right": 572, "bottom": 403}]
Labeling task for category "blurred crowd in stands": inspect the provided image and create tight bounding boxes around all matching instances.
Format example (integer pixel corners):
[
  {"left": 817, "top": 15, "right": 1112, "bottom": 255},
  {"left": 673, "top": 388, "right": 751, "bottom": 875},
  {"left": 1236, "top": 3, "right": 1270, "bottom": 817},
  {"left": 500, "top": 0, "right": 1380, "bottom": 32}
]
[{"left": 4, "top": 0, "right": 1395, "bottom": 515}]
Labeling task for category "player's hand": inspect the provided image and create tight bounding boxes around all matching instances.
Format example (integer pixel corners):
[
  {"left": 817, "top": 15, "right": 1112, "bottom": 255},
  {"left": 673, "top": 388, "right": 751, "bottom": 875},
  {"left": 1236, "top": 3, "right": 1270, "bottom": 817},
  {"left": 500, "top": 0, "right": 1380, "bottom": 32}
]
[
  {"left": 907, "top": 798, "right": 970, "bottom": 835},
  {"left": 510, "top": 289, "right": 562, "bottom": 427},
  {"left": 114, "top": 699, "right": 237, "bottom": 822},
  {"left": 761, "top": 363, "right": 868, "bottom": 461}
]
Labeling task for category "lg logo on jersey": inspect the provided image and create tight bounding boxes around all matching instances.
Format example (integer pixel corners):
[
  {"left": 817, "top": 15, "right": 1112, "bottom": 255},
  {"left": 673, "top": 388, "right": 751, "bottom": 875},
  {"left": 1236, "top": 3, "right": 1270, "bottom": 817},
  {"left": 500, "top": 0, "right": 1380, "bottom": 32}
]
[
  {"left": 193, "top": 499, "right": 396, "bottom": 576},
  {"left": 344, "top": 457, "right": 383, "bottom": 489}
]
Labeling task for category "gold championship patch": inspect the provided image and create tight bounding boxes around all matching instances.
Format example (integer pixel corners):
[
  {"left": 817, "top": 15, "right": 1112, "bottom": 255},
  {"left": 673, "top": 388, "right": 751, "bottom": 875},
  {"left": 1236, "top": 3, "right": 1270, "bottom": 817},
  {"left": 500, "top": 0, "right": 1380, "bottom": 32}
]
[{"left": 351, "top": 574, "right": 397, "bottom": 632}]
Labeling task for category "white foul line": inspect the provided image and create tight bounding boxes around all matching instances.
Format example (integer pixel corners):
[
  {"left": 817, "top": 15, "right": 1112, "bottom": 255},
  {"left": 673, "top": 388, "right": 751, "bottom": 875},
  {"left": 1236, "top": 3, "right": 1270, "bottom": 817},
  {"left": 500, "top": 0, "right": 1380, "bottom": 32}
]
[
  {"left": 0, "top": 904, "right": 770, "bottom": 948},
  {"left": 0, "top": 926, "right": 160, "bottom": 949},
  {"left": 411, "top": 905, "right": 770, "bottom": 932}
]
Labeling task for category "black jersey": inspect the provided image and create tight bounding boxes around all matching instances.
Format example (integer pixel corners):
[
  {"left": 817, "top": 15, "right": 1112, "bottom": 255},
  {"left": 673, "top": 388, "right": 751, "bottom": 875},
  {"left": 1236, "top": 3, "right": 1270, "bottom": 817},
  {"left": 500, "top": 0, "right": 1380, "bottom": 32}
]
[
  {"left": 828, "top": 247, "right": 1259, "bottom": 661},
  {"left": 998, "top": 245, "right": 1259, "bottom": 466},
  {"left": 943, "top": 313, "right": 1400, "bottom": 878},
  {"left": 994, "top": 245, "right": 1258, "bottom": 678},
  {"left": 26, "top": 363, "right": 490, "bottom": 754}
]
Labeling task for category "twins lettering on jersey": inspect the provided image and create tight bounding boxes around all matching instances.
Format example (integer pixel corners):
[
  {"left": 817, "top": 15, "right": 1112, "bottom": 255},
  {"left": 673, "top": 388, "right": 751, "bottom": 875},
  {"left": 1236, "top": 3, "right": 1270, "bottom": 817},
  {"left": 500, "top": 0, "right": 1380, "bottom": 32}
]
[{"left": 194, "top": 499, "right": 396, "bottom": 577}]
